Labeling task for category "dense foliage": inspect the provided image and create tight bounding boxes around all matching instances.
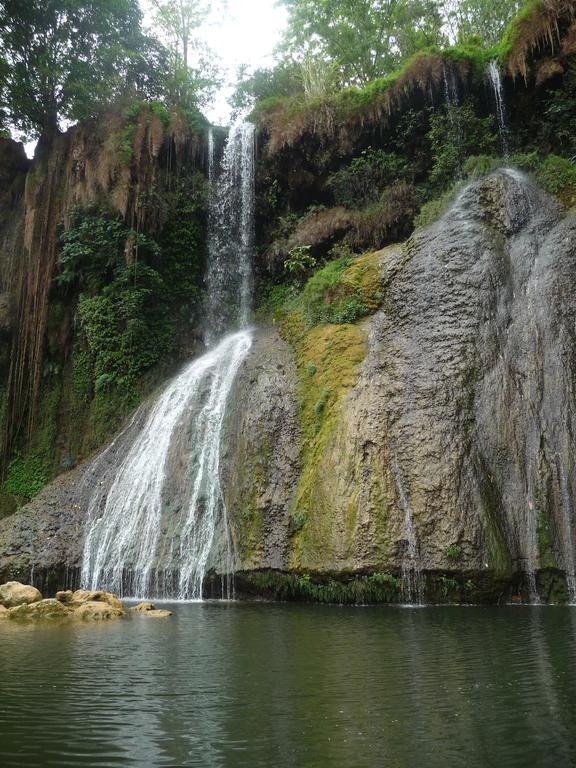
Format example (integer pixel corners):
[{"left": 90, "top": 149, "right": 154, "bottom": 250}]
[
  {"left": 0, "top": 0, "right": 157, "bottom": 137},
  {"left": 279, "top": 0, "right": 446, "bottom": 87},
  {"left": 0, "top": 0, "right": 218, "bottom": 140},
  {"left": 55, "top": 199, "right": 206, "bottom": 400},
  {"left": 233, "top": 0, "right": 528, "bottom": 109}
]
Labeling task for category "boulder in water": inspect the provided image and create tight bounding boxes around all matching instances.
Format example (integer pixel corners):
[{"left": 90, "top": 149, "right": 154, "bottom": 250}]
[
  {"left": 0, "top": 582, "right": 127, "bottom": 622},
  {"left": 130, "top": 601, "right": 156, "bottom": 613},
  {"left": 8, "top": 598, "right": 71, "bottom": 621},
  {"left": 0, "top": 581, "right": 42, "bottom": 608},
  {"left": 66, "top": 589, "right": 124, "bottom": 612},
  {"left": 72, "top": 601, "right": 124, "bottom": 621},
  {"left": 130, "top": 601, "right": 172, "bottom": 617}
]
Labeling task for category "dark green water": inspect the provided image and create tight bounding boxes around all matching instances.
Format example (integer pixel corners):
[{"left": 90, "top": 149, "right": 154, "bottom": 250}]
[{"left": 1, "top": 604, "right": 576, "bottom": 767}]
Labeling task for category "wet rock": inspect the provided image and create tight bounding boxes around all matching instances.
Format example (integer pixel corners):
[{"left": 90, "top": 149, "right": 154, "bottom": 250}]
[
  {"left": 0, "top": 581, "right": 42, "bottom": 608},
  {"left": 67, "top": 589, "right": 124, "bottom": 612},
  {"left": 7, "top": 599, "right": 71, "bottom": 621},
  {"left": 130, "top": 602, "right": 172, "bottom": 617},
  {"left": 0, "top": 584, "right": 127, "bottom": 622},
  {"left": 2, "top": 172, "right": 576, "bottom": 600},
  {"left": 221, "top": 328, "right": 301, "bottom": 571},
  {"left": 72, "top": 601, "right": 124, "bottom": 621},
  {"left": 130, "top": 601, "right": 156, "bottom": 613}
]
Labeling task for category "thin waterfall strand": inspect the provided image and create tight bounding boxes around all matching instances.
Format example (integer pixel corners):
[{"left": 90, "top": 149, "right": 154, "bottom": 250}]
[
  {"left": 488, "top": 61, "right": 509, "bottom": 156},
  {"left": 205, "top": 123, "right": 255, "bottom": 344}
]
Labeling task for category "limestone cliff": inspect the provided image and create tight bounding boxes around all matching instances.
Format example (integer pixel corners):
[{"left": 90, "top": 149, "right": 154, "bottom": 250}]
[
  {"left": 224, "top": 171, "right": 576, "bottom": 603},
  {"left": 2, "top": 170, "right": 575, "bottom": 603},
  {"left": 0, "top": 107, "right": 209, "bottom": 516}
]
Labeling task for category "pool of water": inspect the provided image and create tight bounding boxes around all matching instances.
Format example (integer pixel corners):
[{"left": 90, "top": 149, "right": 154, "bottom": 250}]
[{"left": 1, "top": 603, "right": 575, "bottom": 767}]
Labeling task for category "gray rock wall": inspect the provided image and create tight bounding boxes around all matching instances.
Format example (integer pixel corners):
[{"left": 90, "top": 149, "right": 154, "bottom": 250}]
[{"left": 2, "top": 171, "right": 576, "bottom": 601}]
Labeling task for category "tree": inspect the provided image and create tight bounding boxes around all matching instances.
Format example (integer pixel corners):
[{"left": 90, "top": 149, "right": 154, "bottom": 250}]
[
  {"left": 149, "top": 0, "right": 222, "bottom": 109},
  {"left": 0, "top": 0, "right": 149, "bottom": 140},
  {"left": 150, "top": 0, "right": 208, "bottom": 68},
  {"left": 0, "top": 52, "right": 8, "bottom": 135},
  {"left": 230, "top": 61, "right": 304, "bottom": 114},
  {"left": 279, "top": 0, "right": 446, "bottom": 87},
  {"left": 443, "top": 0, "right": 522, "bottom": 46}
]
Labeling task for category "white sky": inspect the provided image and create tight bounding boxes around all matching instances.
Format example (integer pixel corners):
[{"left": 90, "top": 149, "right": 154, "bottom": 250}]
[{"left": 142, "top": 0, "right": 288, "bottom": 124}]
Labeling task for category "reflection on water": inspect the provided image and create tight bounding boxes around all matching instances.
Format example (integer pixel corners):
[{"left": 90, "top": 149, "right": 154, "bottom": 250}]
[{"left": 1, "top": 605, "right": 576, "bottom": 767}]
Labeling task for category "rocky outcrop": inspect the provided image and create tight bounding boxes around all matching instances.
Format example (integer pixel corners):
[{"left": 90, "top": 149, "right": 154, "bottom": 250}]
[
  {"left": 0, "top": 108, "right": 207, "bottom": 481},
  {"left": 0, "top": 583, "right": 130, "bottom": 621},
  {"left": 1, "top": 171, "right": 575, "bottom": 602},
  {"left": 221, "top": 328, "right": 301, "bottom": 571},
  {"left": 0, "top": 584, "right": 172, "bottom": 620},
  {"left": 224, "top": 170, "right": 576, "bottom": 600},
  {"left": 130, "top": 602, "right": 173, "bottom": 618}
]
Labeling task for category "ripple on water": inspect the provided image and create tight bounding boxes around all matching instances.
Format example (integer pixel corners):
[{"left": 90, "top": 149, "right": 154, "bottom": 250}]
[{"left": 1, "top": 604, "right": 576, "bottom": 767}]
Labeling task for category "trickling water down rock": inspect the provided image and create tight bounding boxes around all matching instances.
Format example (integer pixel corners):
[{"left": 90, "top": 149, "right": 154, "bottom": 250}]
[{"left": 2, "top": 170, "right": 576, "bottom": 603}]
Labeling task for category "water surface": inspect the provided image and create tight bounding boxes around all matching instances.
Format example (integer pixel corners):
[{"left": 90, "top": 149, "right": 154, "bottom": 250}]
[{"left": 1, "top": 604, "right": 575, "bottom": 767}]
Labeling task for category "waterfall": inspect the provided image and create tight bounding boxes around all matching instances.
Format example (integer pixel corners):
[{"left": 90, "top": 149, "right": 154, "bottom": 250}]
[
  {"left": 391, "top": 454, "right": 424, "bottom": 605},
  {"left": 205, "top": 123, "right": 254, "bottom": 344},
  {"left": 80, "top": 122, "right": 256, "bottom": 600},
  {"left": 487, "top": 61, "right": 509, "bottom": 156},
  {"left": 442, "top": 61, "right": 463, "bottom": 175}
]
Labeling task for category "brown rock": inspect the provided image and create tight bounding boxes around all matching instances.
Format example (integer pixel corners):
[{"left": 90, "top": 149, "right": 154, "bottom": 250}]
[
  {"left": 72, "top": 601, "right": 124, "bottom": 621},
  {"left": 56, "top": 590, "right": 74, "bottom": 603},
  {"left": 143, "top": 609, "right": 173, "bottom": 618},
  {"left": 130, "top": 601, "right": 156, "bottom": 613},
  {"left": 69, "top": 589, "right": 124, "bottom": 612},
  {"left": 7, "top": 599, "right": 71, "bottom": 621},
  {"left": 0, "top": 581, "right": 42, "bottom": 608}
]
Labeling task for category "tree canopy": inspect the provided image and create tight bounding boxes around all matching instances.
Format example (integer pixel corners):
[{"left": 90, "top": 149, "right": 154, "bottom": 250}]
[
  {"left": 149, "top": 0, "right": 221, "bottom": 109},
  {"left": 444, "top": 0, "right": 522, "bottom": 45},
  {"left": 231, "top": 0, "right": 530, "bottom": 110},
  {"left": 0, "top": 0, "right": 155, "bottom": 138},
  {"left": 278, "top": 0, "right": 446, "bottom": 87},
  {"left": 0, "top": 0, "right": 220, "bottom": 140}
]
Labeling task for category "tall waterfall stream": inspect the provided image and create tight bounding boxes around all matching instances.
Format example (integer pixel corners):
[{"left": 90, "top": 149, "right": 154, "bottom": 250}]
[{"left": 81, "top": 123, "right": 255, "bottom": 600}]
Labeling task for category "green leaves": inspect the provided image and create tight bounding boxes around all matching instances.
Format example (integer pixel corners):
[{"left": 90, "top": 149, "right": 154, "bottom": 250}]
[
  {"left": 279, "top": 0, "right": 446, "bottom": 88},
  {"left": 0, "top": 0, "right": 162, "bottom": 138},
  {"left": 56, "top": 207, "right": 177, "bottom": 397}
]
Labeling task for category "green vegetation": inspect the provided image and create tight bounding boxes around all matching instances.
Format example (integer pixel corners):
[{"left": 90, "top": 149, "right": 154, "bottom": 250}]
[
  {"left": 264, "top": 249, "right": 384, "bottom": 329},
  {"left": 427, "top": 100, "right": 498, "bottom": 187},
  {"left": 327, "top": 149, "right": 409, "bottom": 208},
  {"left": 241, "top": 570, "right": 401, "bottom": 604},
  {"left": 0, "top": 0, "right": 219, "bottom": 142},
  {"left": 278, "top": 0, "right": 446, "bottom": 88},
  {"left": 55, "top": 176, "right": 207, "bottom": 403},
  {"left": 0, "top": 0, "right": 151, "bottom": 139},
  {"left": 445, "top": 544, "right": 463, "bottom": 561},
  {"left": 2, "top": 383, "right": 61, "bottom": 501}
]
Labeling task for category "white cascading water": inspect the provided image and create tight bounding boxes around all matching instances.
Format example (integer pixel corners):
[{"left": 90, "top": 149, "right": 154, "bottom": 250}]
[
  {"left": 487, "top": 61, "right": 509, "bottom": 156},
  {"left": 80, "top": 122, "right": 255, "bottom": 600},
  {"left": 391, "top": 453, "right": 424, "bottom": 605}
]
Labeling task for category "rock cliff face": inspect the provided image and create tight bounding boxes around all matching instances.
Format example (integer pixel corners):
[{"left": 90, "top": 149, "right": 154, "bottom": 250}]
[
  {"left": 0, "top": 109, "right": 208, "bottom": 520},
  {"left": 226, "top": 170, "right": 576, "bottom": 601},
  {"left": 1, "top": 170, "right": 575, "bottom": 602}
]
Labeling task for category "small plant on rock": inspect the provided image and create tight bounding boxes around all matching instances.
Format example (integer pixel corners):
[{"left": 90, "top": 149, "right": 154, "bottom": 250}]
[{"left": 445, "top": 544, "right": 463, "bottom": 561}]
